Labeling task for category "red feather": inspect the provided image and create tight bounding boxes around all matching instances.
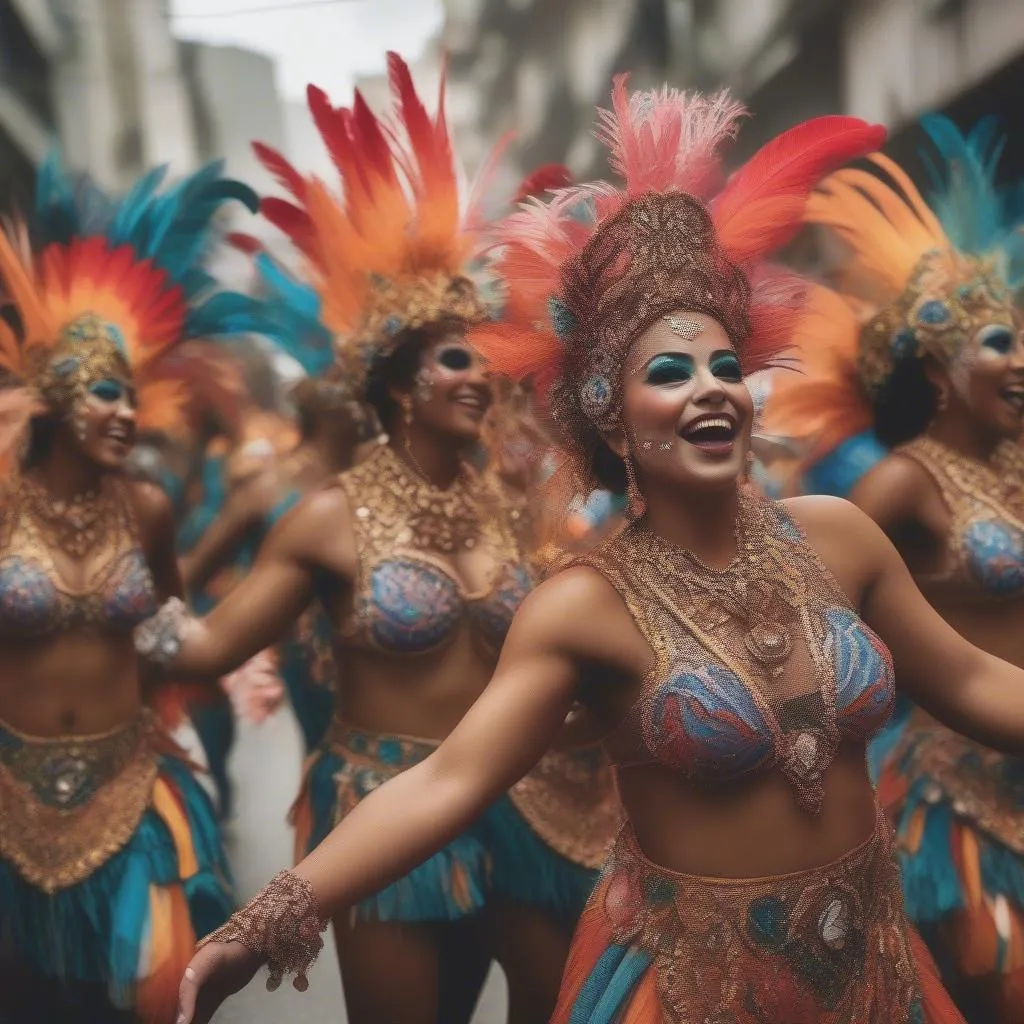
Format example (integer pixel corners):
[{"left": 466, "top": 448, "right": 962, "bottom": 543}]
[
  {"left": 252, "top": 141, "right": 307, "bottom": 201},
  {"left": 713, "top": 116, "right": 886, "bottom": 265},
  {"left": 260, "top": 197, "right": 314, "bottom": 254},
  {"left": 225, "top": 232, "right": 262, "bottom": 255},
  {"left": 514, "top": 165, "right": 572, "bottom": 205},
  {"left": 306, "top": 84, "right": 351, "bottom": 183}
]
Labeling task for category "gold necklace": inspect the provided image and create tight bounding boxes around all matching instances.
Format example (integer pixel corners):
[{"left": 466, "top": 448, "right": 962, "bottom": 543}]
[
  {"left": 629, "top": 488, "right": 799, "bottom": 677},
  {"left": 360, "top": 444, "right": 484, "bottom": 554},
  {"left": 19, "top": 475, "right": 118, "bottom": 560}
]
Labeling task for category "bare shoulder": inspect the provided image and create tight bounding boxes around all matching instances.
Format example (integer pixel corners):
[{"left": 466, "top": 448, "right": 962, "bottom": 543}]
[
  {"left": 123, "top": 479, "right": 174, "bottom": 530},
  {"left": 780, "top": 494, "right": 889, "bottom": 600},
  {"left": 853, "top": 453, "right": 932, "bottom": 501},
  {"left": 512, "top": 564, "right": 641, "bottom": 665},
  {"left": 267, "top": 478, "right": 357, "bottom": 565}
]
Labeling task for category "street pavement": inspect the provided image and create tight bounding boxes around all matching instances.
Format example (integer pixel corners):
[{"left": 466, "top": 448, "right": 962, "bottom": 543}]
[{"left": 176, "top": 706, "right": 507, "bottom": 1024}]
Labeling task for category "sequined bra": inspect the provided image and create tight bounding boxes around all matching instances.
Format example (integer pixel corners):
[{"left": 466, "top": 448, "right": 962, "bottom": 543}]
[
  {"left": 898, "top": 435, "right": 1024, "bottom": 598},
  {"left": 0, "top": 479, "right": 158, "bottom": 638},
  {"left": 335, "top": 445, "right": 532, "bottom": 656},
  {"left": 575, "top": 490, "right": 895, "bottom": 813}
]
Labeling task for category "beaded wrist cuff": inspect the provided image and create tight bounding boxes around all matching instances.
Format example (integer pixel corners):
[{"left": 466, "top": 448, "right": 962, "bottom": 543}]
[
  {"left": 198, "top": 870, "right": 329, "bottom": 992},
  {"left": 133, "top": 597, "right": 188, "bottom": 667}
]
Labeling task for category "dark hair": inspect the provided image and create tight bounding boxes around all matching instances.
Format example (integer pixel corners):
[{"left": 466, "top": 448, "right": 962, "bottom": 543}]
[
  {"left": 23, "top": 413, "right": 58, "bottom": 469},
  {"left": 364, "top": 322, "right": 464, "bottom": 431},
  {"left": 591, "top": 440, "right": 628, "bottom": 495},
  {"left": 871, "top": 358, "right": 938, "bottom": 447}
]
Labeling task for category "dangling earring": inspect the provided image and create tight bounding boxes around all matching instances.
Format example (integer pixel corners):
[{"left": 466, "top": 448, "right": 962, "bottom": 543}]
[
  {"left": 935, "top": 385, "right": 949, "bottom": 415},
  {"left": 624, "top": 451, "right": 645, "bottom": 519},
  {"left": 71, "top": 413, "right": 87, "bottom": 442},
  {"left": 415, "top": 369, "right": 433, "bottom": 403},
  {"left": 401, "top": 396, "right": 425, "bottom": 478},
  {"left": 744, "top": 450, "right": 755, "bottom": 482}
]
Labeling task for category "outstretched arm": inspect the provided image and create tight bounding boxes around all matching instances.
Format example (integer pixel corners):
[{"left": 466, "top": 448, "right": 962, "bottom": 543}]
[
  {"left": 831, "top": 498, "right": 1024, "bottom": 752},
  {"left": 176, "top": 567, "right": 620, "bottom": 1023},
  {"left": 141, "top": 489, "right": 348, "bottom": 678},
  {"left": 179, "top": 475, "right": 269, "bottom": 595}
]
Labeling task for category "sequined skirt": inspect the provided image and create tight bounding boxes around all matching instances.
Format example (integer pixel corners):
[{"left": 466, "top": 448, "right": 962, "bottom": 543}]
[
  {"left": 874, "top": 703, "right": 1024, "bottom": 1015},
  {"left": 0, "top": 713, "right": 232, "bottom": 1021},
  {"left": 290, "top": 719, "right": 605, "bottom": 923},
  {"left": 553, "top": 805, "right": 964, "bottom": 1023}
]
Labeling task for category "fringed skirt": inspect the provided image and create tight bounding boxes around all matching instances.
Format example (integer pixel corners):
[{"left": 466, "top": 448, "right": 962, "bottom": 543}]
[
  {"left": 290, "top": 719, "right": 618, "bottom": 924},
  {"left": 874, "top": 703, "right": 1024, "bottom": 1020},
  {"left": 552, "top": 804, "right": 964, "bottom": 1023},
  {"left": 0, "top": 713, "right": 232, "bottom": 1024},
  {"left": 278, "top": 605, "right": 335, "bottom": 754}
]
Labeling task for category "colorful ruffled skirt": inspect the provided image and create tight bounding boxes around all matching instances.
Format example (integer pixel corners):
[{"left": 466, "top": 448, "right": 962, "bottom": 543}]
[
  {"left": 0, "top": 713, "right": 232, "bottom": 1023},
  {"left": 553, "top": 804, "right": 964, "bottom": 1023},
  {"left": 873, "top": 701, "right": 1024, "bottom": 1022},
  {"left": 290, "top": 720, "right": 619, "bottom": 924}
]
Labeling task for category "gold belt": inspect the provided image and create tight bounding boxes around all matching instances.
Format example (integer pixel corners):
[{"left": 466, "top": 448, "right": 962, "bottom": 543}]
[{"left": 0, "top": 713, "right": 160, "bottom": 892}]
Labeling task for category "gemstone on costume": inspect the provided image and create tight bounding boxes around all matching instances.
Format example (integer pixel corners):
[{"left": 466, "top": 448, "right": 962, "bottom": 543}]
[{"left": 916, "top": 299, "right": 950, "bottom": 325}]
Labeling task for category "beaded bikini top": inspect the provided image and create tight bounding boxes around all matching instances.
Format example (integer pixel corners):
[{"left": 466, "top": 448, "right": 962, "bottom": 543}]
[
  {"left": 575, "top": 488, "right": 895, "bottom": 814},
  {"left": 335, "top": 444, "right": 532, "bottom": 656},
  {"left": 0, "top": 477, "right": 158, "bottom": 638},
  {"left": 897, "top": 435, "right": 1024, "bottom": 599}
]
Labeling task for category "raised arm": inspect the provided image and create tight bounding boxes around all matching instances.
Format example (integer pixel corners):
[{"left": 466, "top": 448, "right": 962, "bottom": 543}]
[
  {"left": 816, "top": 497, "right": 1024, "bottom": 752},
  {"left": 142, "top": 488, "right": 351, "bottom": 678},
  {"left": 179, "top": 471, "right": 277, "bottom": 594},
  {"left": 177, "top": 567, "right": 625, "bottom": 1023}
]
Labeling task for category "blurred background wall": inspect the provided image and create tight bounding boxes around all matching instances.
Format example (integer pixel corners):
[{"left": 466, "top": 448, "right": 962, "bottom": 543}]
[{"left": 1, "top": 0, "right": 1022, "bottom": 257}]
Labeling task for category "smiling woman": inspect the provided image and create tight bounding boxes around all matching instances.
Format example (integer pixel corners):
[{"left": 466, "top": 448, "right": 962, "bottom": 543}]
[
  {"left": 766, "top": 115, "right": 1024, "bottom": 1024},
  {"left": 0, "top": 153, "right": 272, "bottom": 1022}
]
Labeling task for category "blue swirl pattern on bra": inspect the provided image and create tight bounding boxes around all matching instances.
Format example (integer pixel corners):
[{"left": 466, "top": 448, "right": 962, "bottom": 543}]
[
  {"left": 962, "top": 519, "right": 1024, "bottom": 595},
  {"left": 366, "top": 559, "right": 463, "bottom": 653},
  {"left": 639, "top": 608, "right": 895, "bottom": 781}
]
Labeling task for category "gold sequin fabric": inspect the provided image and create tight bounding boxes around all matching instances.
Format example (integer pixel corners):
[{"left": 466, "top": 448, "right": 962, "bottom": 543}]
[
  {"left": 596, "top": 806, "right": 924, "bottom": 1022},
  {"left": 336, "top": 444, "right": 530, "bottom": 655},
  {"left": 858, "top": 251, "right": 1016, "bottom": 398},
  {"left": 897, "top": 434, "right": 1024, "bottom": 598},
  {"left": 508, "top": 745, "right": 621, "bottom": 869},
  {"left": 573, "top": 487, "right": 895, "bottom": 816},
  {"left": 0, "top": 714, "right": 160, "bottom": 892}
]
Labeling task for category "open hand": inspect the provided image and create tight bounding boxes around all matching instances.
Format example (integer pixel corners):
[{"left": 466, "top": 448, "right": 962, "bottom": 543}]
[{"left": 176, "top": 940, "right": 261, "bottom": 1024}]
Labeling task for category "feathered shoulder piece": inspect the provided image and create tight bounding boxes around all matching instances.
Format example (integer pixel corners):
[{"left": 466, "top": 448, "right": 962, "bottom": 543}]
[
  {"left": 0, "top": 154, "right": 264, "bottom": 464},
  {"left": 766, "top": 115, "right": 1023, "bottom": 477},
  {"left": 251, "top": 52, "right": 506, "bottom": 394},
  {"left": 470, "top": 74, "right": 884, "bottom": 493}
]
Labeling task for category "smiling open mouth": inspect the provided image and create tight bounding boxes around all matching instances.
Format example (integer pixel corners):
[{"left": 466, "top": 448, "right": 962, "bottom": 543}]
[
  {"left": 454, "top": 394, "right": 490, "bottom": 413},
  {"left": 681, "top": 414, "right": 737, "bottom": 449},
  {"left": 1000, "top": 387, "right": 1024, "bottom": 413}
]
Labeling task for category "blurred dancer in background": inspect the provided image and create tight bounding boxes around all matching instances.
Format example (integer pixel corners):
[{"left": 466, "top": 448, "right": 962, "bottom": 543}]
[
  {"left": 180, "top": 246, "right": 371, "bottom": 753},
  {"left": 767, "top": 116, "right": 1024, "bottom": 1022},
  {"left": 0, "top": 155, "right": 266, "bottom": 1022},
  {"left": 137, "top": 55, "right": 619, "bottom": 1024}
]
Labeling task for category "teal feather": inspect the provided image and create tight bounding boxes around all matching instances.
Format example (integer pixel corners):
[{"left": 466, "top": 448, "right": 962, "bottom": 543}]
[{"left": 920, "top": 114, "right": 1024, "bottom": 289}]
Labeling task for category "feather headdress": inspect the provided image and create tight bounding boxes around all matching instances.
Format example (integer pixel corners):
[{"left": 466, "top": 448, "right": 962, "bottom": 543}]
[
  {"left": 0, "top": 153, "right": 266, "bottom": 470},
  {"left": 766, "top": 115, "right": 1023, "bottom": 482},
  {"left": 251, "top": 52, "right": 513, "bottom": 396},
  {"left": 470, "top": 74, "right": 885, "bottom": 507}
]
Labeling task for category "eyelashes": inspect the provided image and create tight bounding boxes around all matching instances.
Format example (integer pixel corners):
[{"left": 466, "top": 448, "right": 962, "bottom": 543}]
[
  {"left": 643, "top": 351, "right": 742, "bottom": 386},
  {"left": 709, "top": 353, "right": 742, "bottom": 382},
  {"left": 976, "top": 324, "right": 1015, "bottom": 355},
  {"left": 435, "top": 346, "right": 473, "bottom": 371},
  {"left": 645, "top": 354, "right": 694, "bottom": 384},
  {"left": 88, "top": 378, "right": 132, "bottom": 404}
]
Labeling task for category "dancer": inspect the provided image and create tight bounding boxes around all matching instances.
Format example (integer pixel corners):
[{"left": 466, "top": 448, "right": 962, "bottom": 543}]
[
  {"left": 767, "top": 116, "right": 1024, "bottom": 1022},
  {"left": 169, "top": 83, "right": 987, "bottom": 1024},
  {"left": 0, "top": 156, "right": 263, "bottom": 1022},
  {"left": 136, "top": 56, "right": 619, "bottom": 1024},
  {"left": 181, "top": 254, "right": 366, "bottom": 752}
]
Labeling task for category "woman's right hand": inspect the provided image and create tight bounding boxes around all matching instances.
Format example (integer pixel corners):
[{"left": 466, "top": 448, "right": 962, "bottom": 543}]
[{"left": 176, "top": 940, "right": 262, "bottom": 1024}]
